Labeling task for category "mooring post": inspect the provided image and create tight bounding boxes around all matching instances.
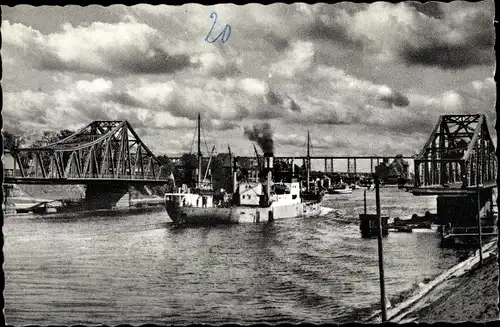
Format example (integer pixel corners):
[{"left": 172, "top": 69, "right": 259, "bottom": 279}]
[
  {"left": 375, "top": 174, "right": 387, "bottom": 322},
  {"left": 364, "top": 189, "right": 367, "bottom": 215}
]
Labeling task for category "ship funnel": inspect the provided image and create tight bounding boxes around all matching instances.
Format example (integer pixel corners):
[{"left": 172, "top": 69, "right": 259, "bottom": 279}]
[{"left": 264, "top": 154, "right": 274, "bottom": 169}]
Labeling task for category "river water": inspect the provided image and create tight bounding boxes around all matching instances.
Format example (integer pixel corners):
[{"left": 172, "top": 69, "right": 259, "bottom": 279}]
[{"left": 4, "top": 187, "right": 469, "bottom": 325}]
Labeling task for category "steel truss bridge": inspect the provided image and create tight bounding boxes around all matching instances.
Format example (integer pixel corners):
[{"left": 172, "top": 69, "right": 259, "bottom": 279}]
[
  {"left": 5, "top": 121, "right": 171, "bottom": 209},
  {"left": 6, "top": 121, "right": 170, "bottom": 185},
  {"left": 412, "top": 114, "right": 497, "bottom": 195},
  {"left": 412, "top": 114, "right": 497, "bottom": 243}
]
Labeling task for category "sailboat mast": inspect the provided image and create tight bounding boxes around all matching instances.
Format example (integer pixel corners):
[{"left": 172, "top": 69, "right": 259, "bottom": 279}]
[
  {"left": 307, "top": 131, "right": 311, "bottom": 192},
  {"left": 197, "top": 112, "right": 202, "bottom": 189}
]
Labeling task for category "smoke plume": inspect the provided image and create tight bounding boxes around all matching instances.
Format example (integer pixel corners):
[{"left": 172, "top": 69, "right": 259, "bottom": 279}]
[{"left": 243, "top": 123, "right": 274, "bottom": 155}]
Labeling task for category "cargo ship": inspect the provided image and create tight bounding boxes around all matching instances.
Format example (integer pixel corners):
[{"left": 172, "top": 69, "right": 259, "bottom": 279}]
[{"left": 164, "top": 120, "right": 323, "bottom": 225}]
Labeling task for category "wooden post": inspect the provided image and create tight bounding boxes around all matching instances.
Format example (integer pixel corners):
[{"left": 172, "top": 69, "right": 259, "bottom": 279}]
[
  {"left": 476, "top": 153, "right": 483, "bottom": 266},
  {"left": 375, "top": 175, "right": 387, "bottom": 322}
]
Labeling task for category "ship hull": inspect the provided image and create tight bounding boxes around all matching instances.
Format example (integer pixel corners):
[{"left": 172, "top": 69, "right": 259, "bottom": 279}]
[{"left": 165, "top": 200, "right": 322, "bottom": 225}]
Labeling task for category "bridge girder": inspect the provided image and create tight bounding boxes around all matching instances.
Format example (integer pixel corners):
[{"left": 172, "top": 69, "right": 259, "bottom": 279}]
[
  {"left": 413, "top": 114, "right": 496, "bottom": 193},
  {"left": 8, "top": 121, "right": 171, "bottom": 183}
]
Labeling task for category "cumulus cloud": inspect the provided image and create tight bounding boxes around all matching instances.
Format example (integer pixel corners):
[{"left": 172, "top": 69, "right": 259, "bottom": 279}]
[
  {"left": 298, "top": 9, "right": 365, "bottom": 50},
  {"left": 2, "top": 77, "right": 244, "bottom": 140},
  {"left": 313, "top": 2, "right": 494, "bottom": 70},
  {"left": 406, "top": 2, "right": 444, "bottom": 19},
  {"left": 265, "top": 91, "right": 283, "bottom": 106},
  {"left": 238, "top": 78, "right": 269, "bottom": 96},
  {"left": 191, "top": 51, "right": 242, "bottom": 79},
  {"left": 2, "top": 3, "right": 495, "bottom": 155},
  {"left": 2, "top": 20, "right": 194, "bottom": 76},
  {"left": 400, "top": 3, "right": 494, "bottom": 69},
  {"left": 263, "top": 33, "right": 290, "bottom": 52},
  {"left": 270, "top": 41, "right": 315, "bottom": 78},
  {"left": 379, "top": 89, "right": 410, "bottom": 108}
]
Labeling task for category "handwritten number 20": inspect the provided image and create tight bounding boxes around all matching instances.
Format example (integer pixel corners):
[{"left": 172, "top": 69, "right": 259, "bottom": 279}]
[{"left": 205, "top": 12, "right": 231, "bottom": 43}]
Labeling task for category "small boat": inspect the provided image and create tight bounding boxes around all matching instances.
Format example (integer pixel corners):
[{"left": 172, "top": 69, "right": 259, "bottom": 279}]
[{"left": 329, "top": 183, "right": 352, "bottom": 194}]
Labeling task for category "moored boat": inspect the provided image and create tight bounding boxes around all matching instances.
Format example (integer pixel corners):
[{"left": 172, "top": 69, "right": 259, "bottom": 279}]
[{"left": 328, "top": 181, "right": 353, "bottom": 194}]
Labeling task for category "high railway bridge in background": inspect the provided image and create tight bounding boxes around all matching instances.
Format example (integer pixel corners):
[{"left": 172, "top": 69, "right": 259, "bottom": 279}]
[
  {"left": 168, "top": 156, "right": 414, "bottom": 177},
  {"left": 4, "top": 114, "right": 497, "bottom": 217}
]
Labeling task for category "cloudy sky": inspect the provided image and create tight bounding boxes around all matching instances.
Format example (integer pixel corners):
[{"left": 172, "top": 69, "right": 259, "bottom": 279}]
[{"left": 2, "top": 2, "right": 496, "bottom": 160}]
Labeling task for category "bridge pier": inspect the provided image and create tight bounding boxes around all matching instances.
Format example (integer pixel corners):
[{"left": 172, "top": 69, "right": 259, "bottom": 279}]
[
  {"left": 84, "top": 183, "right": 129, "bottom": 210},
  {"left": 436, "top": 188, "right": 495, "bottom": 229}
]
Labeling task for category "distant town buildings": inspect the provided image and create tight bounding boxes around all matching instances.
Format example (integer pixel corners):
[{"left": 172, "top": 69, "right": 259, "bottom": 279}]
[{"left": 375, "top": 154, "right": 410, "bottom": 184}]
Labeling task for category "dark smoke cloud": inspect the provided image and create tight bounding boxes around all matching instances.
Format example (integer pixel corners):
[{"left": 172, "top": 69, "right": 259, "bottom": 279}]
[{"left": 243, "top": 123, "right": 274, "bottom": 155}]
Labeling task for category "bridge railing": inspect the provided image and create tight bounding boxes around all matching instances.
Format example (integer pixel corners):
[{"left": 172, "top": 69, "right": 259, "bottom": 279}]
[
  {"left": 8, "top": 168, "right": 171, "bottom": 182},
  {"left": 446, "top": 226, "right": 498, "bottom": 235}
]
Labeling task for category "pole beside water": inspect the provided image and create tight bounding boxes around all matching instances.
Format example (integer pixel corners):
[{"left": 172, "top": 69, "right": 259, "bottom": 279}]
[
  {"left": 375, "top": 174, "right": 387, "bottom": 322},
  {"left": 364, "top": 189, "right": 367, "bottom": 215},
  {"left": 476, "top": 151, "right": 483, "bottom": 266}
]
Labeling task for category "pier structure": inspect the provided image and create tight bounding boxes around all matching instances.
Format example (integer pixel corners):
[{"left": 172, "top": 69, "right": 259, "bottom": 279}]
[
  {"left": 5, "top": 121, "right": 171, "bottom": 210},
  {"left": 412, "top": 114, "right": 497, "bottom": 243}
]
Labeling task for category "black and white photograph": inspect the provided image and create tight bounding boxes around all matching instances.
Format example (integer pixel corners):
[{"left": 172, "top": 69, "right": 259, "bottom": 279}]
[{"left": 1, "top": 1, "right": 498, "bottom": 325}]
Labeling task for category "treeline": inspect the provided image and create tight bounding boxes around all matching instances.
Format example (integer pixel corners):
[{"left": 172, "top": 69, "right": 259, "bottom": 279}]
[
  {"left": 3, "top": 130, "right": 74, "bottom": 152},
  {"left": 3, "top": 130, "right": 76, "bottom": 170}
]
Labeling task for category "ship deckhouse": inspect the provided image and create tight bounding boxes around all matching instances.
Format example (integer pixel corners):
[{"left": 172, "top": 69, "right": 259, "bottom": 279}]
[{"left": 239, "top": 182, "right": 263, "bottom": 206}]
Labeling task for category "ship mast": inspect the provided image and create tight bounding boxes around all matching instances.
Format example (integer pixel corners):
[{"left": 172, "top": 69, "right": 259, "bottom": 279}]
[
  {"left": 228, "top": 145, "right": 233, "bottom": 191},
  {"left": 197, "top": 112, "right": 202, "bottom": 189},
  {"left": 307, "top": 131, "right": 311, "bottom": 192}
]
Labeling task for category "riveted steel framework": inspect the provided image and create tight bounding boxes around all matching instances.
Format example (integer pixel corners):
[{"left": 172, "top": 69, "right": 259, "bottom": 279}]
[
  {"left": 8, "top": 121, "right": 170, "bottom": 184},
  {"left": 413, "top": 114, "right": 496, "bottom": 192}
]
